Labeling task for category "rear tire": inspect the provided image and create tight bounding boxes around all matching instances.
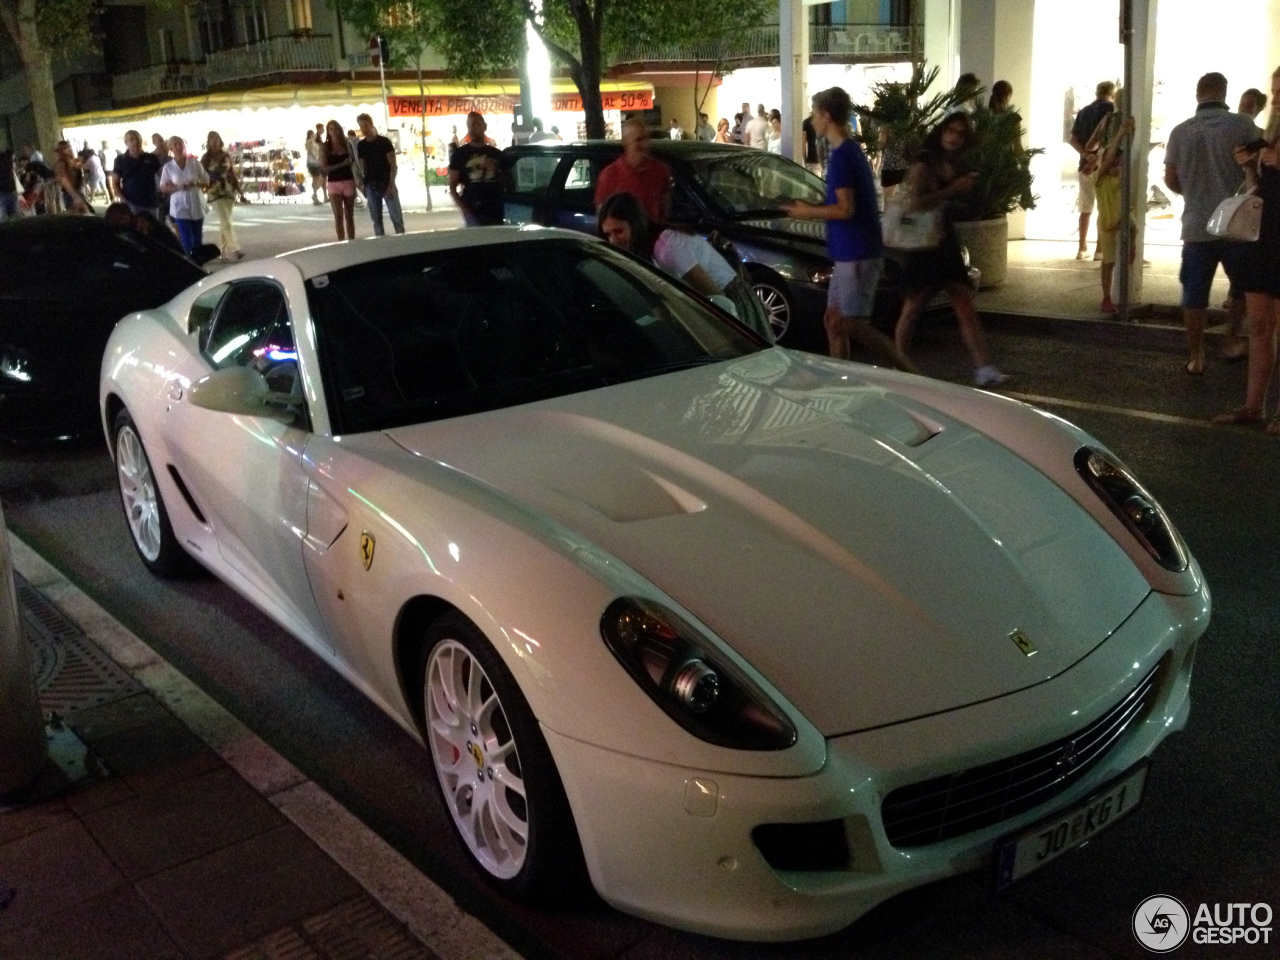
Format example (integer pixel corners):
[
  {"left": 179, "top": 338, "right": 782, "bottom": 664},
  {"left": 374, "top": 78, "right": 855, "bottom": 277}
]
[
  {"left": 420, "top": 611, "right": 587, "bottom": 902},
  {"left": 112, "top": 408, "right": 197, "bottom": 578}
]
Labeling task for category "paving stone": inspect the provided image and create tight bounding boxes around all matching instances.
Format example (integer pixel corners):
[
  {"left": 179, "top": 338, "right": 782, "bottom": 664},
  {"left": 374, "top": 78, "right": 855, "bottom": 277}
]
[
  {"left": 222, "top": 925, "right": 324, "bottom": 960},
  {"left": 0, "top": 883, "right": 184, "bottom": 960},
  {"left": 87, "top": 711, "right": 223, "bottom": 794},
  {"left": 68, "top": 691, "right": 172, "bottom": 742},
  {"left": 0, "top": 794, "right": 74, "bottom": 846},
  {"left": 303, "top": 896, "right": 441, "bottom": 960},
  {"left": 0, "top": 819, "right": 124, "bottom": 931},
  {"left": 81, "top": 765, "right": 286, "bottom": 880},
  {"left": 137, "top": 823, "right": 363, "bottom": 960}
]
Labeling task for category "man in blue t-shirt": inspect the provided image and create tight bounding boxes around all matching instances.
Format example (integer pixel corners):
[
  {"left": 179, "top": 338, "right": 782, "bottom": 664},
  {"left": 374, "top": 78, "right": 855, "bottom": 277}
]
[
  {"left": 110, "top": 129, "right": 162, "bottom": 215},
  {"left": 783, "top": 87, "right": 915, "bottom": 370}
]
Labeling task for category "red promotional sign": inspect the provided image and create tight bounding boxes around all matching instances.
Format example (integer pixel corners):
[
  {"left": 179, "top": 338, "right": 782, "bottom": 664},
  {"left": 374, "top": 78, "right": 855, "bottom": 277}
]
[{"left": 387, "top": 90, "right": 653, "bottom": 118}]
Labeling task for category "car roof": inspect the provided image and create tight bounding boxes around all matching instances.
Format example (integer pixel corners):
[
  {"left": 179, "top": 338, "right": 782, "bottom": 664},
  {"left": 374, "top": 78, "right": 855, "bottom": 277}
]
[
  {"left": 505, "top": 140, "right": 748, "bottom": 162},
  {"left": 276, "top": 225, "right": 599, "bottom": 280}
]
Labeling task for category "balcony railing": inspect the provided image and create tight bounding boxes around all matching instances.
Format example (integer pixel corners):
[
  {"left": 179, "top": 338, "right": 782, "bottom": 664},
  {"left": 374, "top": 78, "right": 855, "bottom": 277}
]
[
  {"left": 611, "top": 23, "right": 915, "bottom": 67},
  {"left": 810, "top": 24, "right": 916, "bottom": 57},
  {"left": 112, "top": 62, "right": 208, "bottom": 103},
  {"left": 205, "top": 34, "right": 336, "bottom": 86}
]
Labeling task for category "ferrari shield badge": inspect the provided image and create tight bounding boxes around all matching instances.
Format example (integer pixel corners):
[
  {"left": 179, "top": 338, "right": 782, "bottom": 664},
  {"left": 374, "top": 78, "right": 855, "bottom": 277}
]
[
  {"left": 359, "top": 531, "right": 376, "bottom": 571},
  {"left": 1009, "top": 629, "right": 1037, "bottom": 657}
]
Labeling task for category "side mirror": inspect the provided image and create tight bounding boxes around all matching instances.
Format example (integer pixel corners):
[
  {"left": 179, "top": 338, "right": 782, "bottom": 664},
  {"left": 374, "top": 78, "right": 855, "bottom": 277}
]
[{"left": 189, "top": 367, "right": 297, "bottom": 423}]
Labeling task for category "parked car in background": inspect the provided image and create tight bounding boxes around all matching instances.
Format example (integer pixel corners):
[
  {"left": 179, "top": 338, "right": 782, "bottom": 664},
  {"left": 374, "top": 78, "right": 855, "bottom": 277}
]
[
  {"left": 502, "top": 140, "right": 978, "bottom": 346},
  {"left": 0, "top": 216, "right": 207, "bottom": 442}
]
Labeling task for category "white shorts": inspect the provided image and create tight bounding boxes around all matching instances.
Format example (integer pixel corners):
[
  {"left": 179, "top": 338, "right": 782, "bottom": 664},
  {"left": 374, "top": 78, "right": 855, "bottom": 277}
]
[
  {"left": 827, "top": 258, "right": 884, "bottom": 317},
  {"left": 1077, "top": 170, "right": 1097, "bottom": 213}
]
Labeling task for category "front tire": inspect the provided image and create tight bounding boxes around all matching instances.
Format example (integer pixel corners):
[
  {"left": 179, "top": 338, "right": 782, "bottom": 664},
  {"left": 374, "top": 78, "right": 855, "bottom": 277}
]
[
  {"left": 749, "top": 270, "right": 795, "bottom": 343},
  {"left": 112, "top": 408, "right": 197, "bottom": 578},
  {"left": 420, "top": 611, "right": 586, "bottom": 901}
]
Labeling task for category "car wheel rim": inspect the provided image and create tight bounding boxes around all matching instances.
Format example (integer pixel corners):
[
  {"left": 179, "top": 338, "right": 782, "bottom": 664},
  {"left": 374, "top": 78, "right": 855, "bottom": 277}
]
[
  {"left": 426, "top": 639, "right": 528, "bottom": 879},
  {"left": 115, "top": 425, "right": 162, "bottom": 562},
  {"left": 752, "top": 283, "right": 791, "bottom": 339}
]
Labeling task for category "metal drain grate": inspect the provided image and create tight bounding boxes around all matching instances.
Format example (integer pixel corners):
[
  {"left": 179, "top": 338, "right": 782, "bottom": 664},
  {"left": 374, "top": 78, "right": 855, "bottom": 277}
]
[{"left": 16, "top": 573, "right": 141, "bottom": 715}]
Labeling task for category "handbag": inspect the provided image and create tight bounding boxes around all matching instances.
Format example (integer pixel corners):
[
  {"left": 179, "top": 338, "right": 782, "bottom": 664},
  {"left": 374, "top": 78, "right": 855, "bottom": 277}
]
[
  {"left": 882, "top": 196, "right": 944, "bottom": 250},
  {"left": 1206, "top": 187, "right": 1263, "bottom": 242}
]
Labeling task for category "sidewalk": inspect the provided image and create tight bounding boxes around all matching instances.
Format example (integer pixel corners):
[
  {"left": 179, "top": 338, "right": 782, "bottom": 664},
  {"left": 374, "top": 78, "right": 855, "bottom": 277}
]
[{"left": 0, "top": 535, "right": 521, "bottom": 960}]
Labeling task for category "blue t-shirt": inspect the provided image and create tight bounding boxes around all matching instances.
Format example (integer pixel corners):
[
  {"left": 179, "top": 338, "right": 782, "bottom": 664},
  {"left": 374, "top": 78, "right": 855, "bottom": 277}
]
[{"left": 825, "top": 139, "right": 882, "bottom": 262}]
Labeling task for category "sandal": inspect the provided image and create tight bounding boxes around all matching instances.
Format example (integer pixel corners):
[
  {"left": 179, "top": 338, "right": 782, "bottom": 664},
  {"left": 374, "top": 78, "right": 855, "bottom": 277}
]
[{"left": 1212, "top": 407, "right": 1263, "bottom": 426}]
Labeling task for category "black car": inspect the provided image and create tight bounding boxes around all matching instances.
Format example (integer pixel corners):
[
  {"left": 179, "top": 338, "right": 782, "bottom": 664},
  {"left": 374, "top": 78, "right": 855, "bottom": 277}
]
[
  {"left": 502, "top": 140, "right": 977, "bottom": 346},
  {"left": 0, "top": 216, "right": 207, "bottom": 441}
]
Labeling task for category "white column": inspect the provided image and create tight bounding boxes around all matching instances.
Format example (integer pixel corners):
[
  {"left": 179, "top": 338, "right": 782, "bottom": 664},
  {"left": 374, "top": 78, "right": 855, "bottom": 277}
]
[
  {"left": 778, "top": 0, "right": 808, "bottom": 163},
  {"left": 923, "top": 0, "right": 959, "bottom": 91},
  {"left": 1126, "top": 0, "right": 1158, "bottom": 303}
]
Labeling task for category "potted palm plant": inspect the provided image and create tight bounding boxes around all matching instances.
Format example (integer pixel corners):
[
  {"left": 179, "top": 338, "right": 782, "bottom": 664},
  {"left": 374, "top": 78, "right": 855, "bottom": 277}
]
[{"left": 948, "top": 105, "right": 1042, "bottom": 288}]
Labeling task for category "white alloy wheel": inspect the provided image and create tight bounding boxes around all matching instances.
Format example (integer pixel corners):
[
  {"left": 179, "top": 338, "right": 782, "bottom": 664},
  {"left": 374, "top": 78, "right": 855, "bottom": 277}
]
[
  {"left": 116, "top": 423, "right": 162, "bottom": 562},
  {"left": 752, "top": 279, "right": 792, "bottom": 340},
  {"left": 426, "top": 638, "right": 529, "bottom": 879}
]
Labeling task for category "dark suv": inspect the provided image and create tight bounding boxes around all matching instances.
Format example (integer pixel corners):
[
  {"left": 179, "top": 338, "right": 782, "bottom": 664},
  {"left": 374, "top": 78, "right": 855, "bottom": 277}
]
[{"left": 502, "top": 140, "right": 977, "bottom": 345}]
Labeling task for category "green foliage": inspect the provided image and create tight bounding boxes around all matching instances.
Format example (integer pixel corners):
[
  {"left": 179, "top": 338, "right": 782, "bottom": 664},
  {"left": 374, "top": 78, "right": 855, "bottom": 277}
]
[
  {"left": 951, "top": 106, "right": 1043, "bottom": 220},
  {"left": 0, "top": 0, "right": 101, "bottom": 59},
  {"left": 852, "top": 62, "right": 972, "bottom": 161}
]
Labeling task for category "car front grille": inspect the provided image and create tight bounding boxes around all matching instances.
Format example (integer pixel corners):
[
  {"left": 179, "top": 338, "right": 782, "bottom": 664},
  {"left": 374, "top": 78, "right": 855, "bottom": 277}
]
[{"left": 881, "top": 659, "right": 1164, "bottom": 848}]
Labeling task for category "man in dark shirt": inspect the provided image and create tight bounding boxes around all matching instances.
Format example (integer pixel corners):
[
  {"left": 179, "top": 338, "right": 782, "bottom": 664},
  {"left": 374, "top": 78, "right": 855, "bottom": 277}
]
[
  {"left": 0, "top": 147, "right": 17, "bottom": 221},
  {"left": 110, "top": 129, "right": 162, "bottom": 216},
  {"left": 1069, "top": 81, "right": 1117, "bottom": 260},
  {"left": 447, "top": 112, "right": 507, "bottom": 226},
  {"left": 356, "top": 113, "right": 405, "bottom": 236}
]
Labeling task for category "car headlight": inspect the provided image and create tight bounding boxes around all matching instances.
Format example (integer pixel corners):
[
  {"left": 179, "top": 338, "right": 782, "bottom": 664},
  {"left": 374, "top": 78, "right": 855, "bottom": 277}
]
[
  {"left": 1075, "top": 447, "right": 1188, "bottom": 572},
  {"left": 600, "top": 597, "right": 797, "bottom": 750},
  {"left": 808, "top": 266, "right": 833, "bottom": 284},
  {"left": 0, "top": 345, "right": 34, "bottom": 383}
]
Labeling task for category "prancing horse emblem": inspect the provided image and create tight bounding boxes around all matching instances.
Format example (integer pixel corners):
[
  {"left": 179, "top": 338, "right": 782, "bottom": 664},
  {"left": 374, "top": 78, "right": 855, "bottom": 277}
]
[
  {"left": 1009, "top": 629, "right": 1037, "bottom": 657},
  {"left": 359, "top": 531, "right": 375, "bottom": 571}
]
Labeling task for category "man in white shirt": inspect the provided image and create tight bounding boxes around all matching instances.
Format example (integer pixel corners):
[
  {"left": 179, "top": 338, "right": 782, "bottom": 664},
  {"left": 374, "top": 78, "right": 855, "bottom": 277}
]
[
  {"left": 668, "top": 118, "right": 685, "bottom": 140},
  {"left": 744, "top": 105, "right": 769, "bottom": 148}
]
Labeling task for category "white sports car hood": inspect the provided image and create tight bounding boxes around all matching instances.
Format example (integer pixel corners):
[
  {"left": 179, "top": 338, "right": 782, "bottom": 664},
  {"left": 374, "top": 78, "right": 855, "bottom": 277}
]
[{"left": 384, "top": 350, "right": 1151, "bottom": 735}]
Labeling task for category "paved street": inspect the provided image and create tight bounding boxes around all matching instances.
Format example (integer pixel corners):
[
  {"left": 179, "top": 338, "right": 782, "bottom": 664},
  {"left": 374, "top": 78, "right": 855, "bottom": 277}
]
[{"left": 1, "top": 213, "right": 1277, "bottom": 958}]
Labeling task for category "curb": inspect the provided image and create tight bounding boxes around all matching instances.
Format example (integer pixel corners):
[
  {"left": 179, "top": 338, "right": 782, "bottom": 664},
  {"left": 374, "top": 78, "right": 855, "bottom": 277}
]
[{"left": 6, "top": 532, "right": 524, "bottom": 960}]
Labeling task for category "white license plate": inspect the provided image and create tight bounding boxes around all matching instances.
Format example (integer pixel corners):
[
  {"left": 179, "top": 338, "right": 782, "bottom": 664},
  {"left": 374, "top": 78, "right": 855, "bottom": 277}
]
[{"left": 994, "top": 764, "right": 1148, "bottom": 890}]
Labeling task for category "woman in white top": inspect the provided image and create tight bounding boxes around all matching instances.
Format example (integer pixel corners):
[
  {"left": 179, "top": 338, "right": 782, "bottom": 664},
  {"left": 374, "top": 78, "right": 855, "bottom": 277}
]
[
  {"left": 158, "top": 136, "right": 209, "bottom": 256},
  {"left": 597, "top": 191, "right": 773, "bottom": 341},
  {"left": 765, "top": 109, "right": 783, "bottom": 154}
]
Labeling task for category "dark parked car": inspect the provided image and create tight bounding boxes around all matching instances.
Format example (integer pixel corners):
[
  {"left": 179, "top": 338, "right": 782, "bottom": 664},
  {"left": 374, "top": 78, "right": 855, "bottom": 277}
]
[
  {"left": 0, "top": 215, "right": 207, "bottom": 441},
  {"left": 503, "top": 140, "right": 977, "bottom": 345}
]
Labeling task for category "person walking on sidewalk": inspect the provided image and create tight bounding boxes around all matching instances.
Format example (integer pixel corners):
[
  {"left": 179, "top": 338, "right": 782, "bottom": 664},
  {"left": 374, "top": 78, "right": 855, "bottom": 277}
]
[
  {"left": 159, "top": 136, "right": 209, "bottom": 256},
  {"left": 448, "top": 112, "right": 507, "bottom": 226},
  {"left": 356, "top": 114, "right": 405, "bottom": 236},
  {"left": 306, "top": 129, "right": 327, "bottom": 205},
  {"left": 1163, "top": 72, "right": 1260, "bottom": 374},
  {"left": 1213, "top": 66, "right": 1280, "bottom": 435},
  {"left": 322, "top": 120, "right": 357, "bottom": 241},
  {"left": 201, "top": 131, "right": 245, "bottom": 261},
  {"left": 110, "top": 130, "right": 161, "bottom": 216},
  {"left": 892, "top": 113, "right": 1008, "bottom": 385},
  {"left": 1070, "top": 81, "right": 1117, "bottom": 260},
  {"left": 1087, "top": 104, "right": 1136, "bottom": 314},
  {"left": 784, "top": 87, "right": 916, "bottom": 371}
]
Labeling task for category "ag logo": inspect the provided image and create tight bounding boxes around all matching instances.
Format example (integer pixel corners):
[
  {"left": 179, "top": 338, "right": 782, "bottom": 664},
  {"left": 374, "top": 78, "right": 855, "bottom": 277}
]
[
  {"left": 359, "top": 531, "right": 376, "bottom": 571},
  {"left": 1133, "top": 895, "right": 1190, "bottom": 952}
]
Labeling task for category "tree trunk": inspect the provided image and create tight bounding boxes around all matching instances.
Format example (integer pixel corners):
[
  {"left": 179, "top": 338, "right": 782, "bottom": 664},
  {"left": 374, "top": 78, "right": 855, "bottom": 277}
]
[
  {"left": 574, "top": 4, "right": 605, "bottom": 139},
  {"left": 3, "top": 0, "right": 63, "bottom": 156}
]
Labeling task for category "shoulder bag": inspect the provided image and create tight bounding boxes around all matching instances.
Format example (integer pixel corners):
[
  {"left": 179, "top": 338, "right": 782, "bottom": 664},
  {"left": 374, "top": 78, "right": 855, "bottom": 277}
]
[
  {"left": 1207, "top": 185, "right": 1263, "bottom": 242},
  {"left": 882, "top": 194, "right": 944, "bottom": 250}
]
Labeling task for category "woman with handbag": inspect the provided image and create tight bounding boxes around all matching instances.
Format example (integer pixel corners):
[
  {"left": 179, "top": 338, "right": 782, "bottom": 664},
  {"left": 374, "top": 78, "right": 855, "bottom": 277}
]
[
  {"left": 1214, "top": 66, "right": 1280, "bottom": 434},
  {"left": 158, "top": 136, "right": 209, "bottom": 256},
  {"left": 892, "top": 113, "right": 1008, "bottom": 386},
  {"left": 201, "top": 131, "right": 245, "bottom": 261}
]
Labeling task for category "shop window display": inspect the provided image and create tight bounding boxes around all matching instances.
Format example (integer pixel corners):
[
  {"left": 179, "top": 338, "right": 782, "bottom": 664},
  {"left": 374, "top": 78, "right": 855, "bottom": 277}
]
[{"left": 234, "top": 141, "right": 307, "bottom": 202}]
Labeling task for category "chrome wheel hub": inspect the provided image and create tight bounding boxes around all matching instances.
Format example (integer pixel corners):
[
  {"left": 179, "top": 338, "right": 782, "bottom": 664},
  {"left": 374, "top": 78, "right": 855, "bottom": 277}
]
[
  {"left": 116, "top": 426, "right": 162, "bottom": 562},
  {"left": 753, "top": 283, "right": 791, "bottom": 339},
  {"left": 426, "top": 639, "right": 528, "bottom": 879}
]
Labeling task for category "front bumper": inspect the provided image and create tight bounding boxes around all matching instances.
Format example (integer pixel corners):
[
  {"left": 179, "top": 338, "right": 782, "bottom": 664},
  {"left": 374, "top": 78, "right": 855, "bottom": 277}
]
[{"left": 546, "top": 585, "right": 1205, "bottom": 941}]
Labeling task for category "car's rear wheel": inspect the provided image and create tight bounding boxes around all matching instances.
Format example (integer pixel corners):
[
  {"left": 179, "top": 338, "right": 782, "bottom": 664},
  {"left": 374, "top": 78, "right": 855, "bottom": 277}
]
[
  {"left": 749, "top": 271, "right": 794, "bottom": 342},
  {"left": 112, "top": 409, "right": 196, "bottom": 578},
  {"left": 420, "top": 611, "right": 585, "bottom": 900}
]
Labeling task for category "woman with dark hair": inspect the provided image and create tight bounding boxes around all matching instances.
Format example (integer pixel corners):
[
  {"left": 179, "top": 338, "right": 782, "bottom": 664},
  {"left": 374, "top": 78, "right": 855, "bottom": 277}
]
[
  {"left": 988, "top": 80, "right": 1013, "bottom": 112},
  {"left": 52, "top": 141, "right": 89, "bottom": 214},
  {"left": 766, "top": 109, "right": 783, "bottom": 154},
  {"left": 323, "top": 119, "right": 357, "bottom": 241},
  {"left": 892, "top": 112, "right": 1008, "bottom": 385},
  {"left": 1214, "top": 65, "right": 1280, "bottom": 433},
  {"left": 785, "top": 87, "right": 916, "bottom": 370},
  {"left": 597, "top": 191, "right": 773, "bottom": 340}
]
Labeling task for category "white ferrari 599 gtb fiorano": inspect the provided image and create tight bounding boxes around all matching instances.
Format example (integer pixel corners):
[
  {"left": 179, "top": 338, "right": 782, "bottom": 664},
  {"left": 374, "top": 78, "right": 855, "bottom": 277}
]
[{"left": 100, "top": 227, "right": 1208, "bottom": 941}]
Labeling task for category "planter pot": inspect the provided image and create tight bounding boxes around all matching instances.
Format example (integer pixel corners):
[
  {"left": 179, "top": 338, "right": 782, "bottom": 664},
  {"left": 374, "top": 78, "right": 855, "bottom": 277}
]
[{"left": 953, "top": 217, "right": 1008, "bottom": 289}]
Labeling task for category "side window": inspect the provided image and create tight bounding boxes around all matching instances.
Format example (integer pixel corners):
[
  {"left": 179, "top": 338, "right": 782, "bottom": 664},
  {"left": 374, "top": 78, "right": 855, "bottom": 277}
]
[
  {"left": 561, "top": 157, "right": 601, "bottom": 207},
  {"left": 188, "top": 285, "right": 229, "bottom": 337},
  {"left": 202, "top": 280, "right": 292, "bottom": 369},
  {"left": 510, "top": 154, "right": 559, "bottom": 196}
]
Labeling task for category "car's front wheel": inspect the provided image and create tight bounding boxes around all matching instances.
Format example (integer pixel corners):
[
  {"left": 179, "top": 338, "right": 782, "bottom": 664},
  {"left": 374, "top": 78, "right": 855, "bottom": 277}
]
[
  {"left": 420, "top": 611, "right": 585, "bottom": 900},
  {"left": 112, "top": 408, "right": 196, "bottom": 578},
  {"left": 749, "top": 270, "right": 795, "bottom": 343}
]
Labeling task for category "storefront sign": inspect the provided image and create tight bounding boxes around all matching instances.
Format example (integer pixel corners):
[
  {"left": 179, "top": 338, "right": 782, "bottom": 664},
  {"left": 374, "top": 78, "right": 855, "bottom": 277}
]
[{"left": 387, "top": 90, "right": 653, "bottom": 117}]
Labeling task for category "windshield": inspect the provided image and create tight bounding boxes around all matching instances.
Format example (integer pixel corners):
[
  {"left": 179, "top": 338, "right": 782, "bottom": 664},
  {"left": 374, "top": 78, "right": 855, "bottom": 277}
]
[
  {"left": 306, "top": 238, "right": 765, "bottom": 434},
  {"left": 689, "top": 152, "right": 825, "bottom": 218}
]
